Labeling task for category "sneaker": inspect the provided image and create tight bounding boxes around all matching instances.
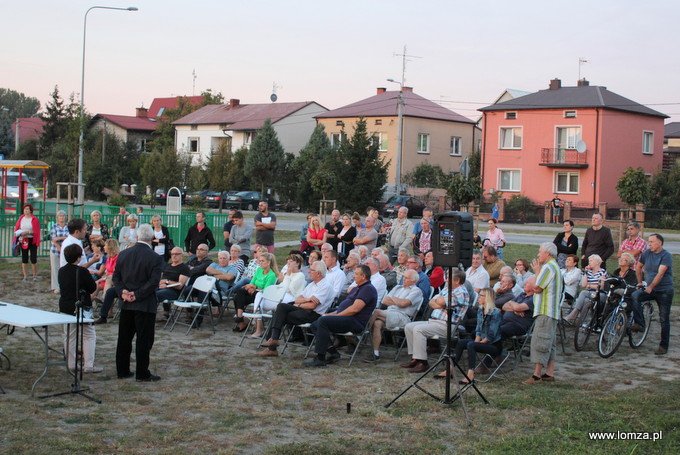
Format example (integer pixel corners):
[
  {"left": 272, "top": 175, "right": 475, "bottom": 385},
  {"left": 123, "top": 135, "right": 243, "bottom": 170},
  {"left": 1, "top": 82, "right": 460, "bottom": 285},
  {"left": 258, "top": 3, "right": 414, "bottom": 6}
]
[
  {"left": 84, "top": 366, "right": 104, "bottom": 374},
  {"left": 655, "top": 346, "right": 668, "bottom": 355},
  {"left": 303, "top": 358, "right": 327, "bottom": 367},
  {"left": 362, "top": 353, "right": 381, "bottom": 364},
  {"left": 32, "top": 276, "right": 40, "bottom": 281}
]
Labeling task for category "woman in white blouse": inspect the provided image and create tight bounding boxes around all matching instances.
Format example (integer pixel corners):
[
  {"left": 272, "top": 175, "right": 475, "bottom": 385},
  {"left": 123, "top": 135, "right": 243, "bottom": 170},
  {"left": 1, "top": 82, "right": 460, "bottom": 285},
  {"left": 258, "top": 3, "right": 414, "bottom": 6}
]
[{"left": 251, "top": 254, "right": 306, "bottom": 338}]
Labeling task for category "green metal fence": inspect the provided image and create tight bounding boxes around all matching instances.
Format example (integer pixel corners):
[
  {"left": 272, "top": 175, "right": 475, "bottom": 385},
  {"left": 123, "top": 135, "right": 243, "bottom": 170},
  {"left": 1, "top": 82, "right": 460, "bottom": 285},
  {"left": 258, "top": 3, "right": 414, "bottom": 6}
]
[{"left": 0, "top": 203, "right": 230, "bottom": 258}]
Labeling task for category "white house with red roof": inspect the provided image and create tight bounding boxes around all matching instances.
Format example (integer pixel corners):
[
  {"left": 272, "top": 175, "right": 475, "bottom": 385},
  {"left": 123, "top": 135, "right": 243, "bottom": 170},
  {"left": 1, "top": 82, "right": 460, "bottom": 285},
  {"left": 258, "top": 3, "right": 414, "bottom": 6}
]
[
  {"left": 172, "top": 98, "right": 327, "bottom": 165},
  {"left": 90, "top": 107, "right": 157, "bottom": 152}
]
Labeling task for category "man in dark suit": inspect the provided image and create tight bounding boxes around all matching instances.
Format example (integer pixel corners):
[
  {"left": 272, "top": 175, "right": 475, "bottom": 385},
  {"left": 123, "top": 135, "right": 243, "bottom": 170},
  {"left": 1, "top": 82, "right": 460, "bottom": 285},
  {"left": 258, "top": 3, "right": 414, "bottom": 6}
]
[{"left": 114, "top": 223, "right": 164, "bottom": 382}]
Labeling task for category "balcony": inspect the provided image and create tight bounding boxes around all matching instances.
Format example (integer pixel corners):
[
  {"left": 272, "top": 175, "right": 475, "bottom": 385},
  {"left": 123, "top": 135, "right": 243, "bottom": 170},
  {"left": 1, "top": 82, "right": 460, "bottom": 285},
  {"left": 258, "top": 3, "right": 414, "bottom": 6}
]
[{"left": 540, "top": 148, "right": 589, "bottom": 168}]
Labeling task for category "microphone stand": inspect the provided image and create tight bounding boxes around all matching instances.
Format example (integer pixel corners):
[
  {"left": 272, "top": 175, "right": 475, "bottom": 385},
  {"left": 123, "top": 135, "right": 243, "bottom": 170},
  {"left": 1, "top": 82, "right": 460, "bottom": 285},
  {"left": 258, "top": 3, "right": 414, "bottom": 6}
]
[
  {"left": 385, "top": 265, "right": 488, "bottom": 425},
  {"left": 41, "top": 265, "right": 101, "bottom": 403}
]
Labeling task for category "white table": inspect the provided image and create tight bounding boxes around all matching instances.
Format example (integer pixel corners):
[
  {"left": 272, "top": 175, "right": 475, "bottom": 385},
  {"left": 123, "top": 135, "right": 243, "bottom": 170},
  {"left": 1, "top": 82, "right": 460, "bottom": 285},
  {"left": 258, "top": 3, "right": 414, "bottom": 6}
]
[{"left": 0, "top": 301, "right": 92, "bottom": 396}]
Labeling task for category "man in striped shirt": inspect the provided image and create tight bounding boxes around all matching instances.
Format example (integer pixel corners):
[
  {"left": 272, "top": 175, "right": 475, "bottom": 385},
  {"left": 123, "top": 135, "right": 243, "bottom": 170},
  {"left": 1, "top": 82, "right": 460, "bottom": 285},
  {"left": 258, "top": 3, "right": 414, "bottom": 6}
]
[{"left": 525, "top": 242, "right": 563, "bottom": 384}]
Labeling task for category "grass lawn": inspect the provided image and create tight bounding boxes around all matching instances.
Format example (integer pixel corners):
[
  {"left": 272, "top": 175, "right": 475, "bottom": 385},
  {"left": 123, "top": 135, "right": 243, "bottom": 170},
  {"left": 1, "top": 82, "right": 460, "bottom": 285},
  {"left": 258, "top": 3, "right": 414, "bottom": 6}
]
[{"left": 0, "top": 243, "right": 678, "bottom": 454}]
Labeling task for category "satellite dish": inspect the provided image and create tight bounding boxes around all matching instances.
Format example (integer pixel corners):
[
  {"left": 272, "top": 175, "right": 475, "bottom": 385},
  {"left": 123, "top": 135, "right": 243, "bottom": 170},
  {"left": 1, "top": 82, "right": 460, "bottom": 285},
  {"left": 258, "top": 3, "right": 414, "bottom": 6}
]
[
  {"left": 270, "top": 93, "right": 278, "bottom": 102},
  {"left": 576, "top": 140, "right": 586, "bottom": 154}
]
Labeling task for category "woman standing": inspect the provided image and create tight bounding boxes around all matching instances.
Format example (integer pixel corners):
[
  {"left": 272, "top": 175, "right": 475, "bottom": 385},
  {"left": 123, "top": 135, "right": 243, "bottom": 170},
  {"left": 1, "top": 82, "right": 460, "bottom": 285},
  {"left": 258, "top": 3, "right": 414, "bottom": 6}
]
[
  {"left": 49, "top": 210, "right": 69, "bottom": 293},
  {"left": 484, "top": 218, "right": 506, "bottom": 260},
  {"left": 14, "top": 203, "right": 41, "bottom": 282},
  {"left": 85, "top": 210, "right": 109, "bottom": 252},
  {"left": 150, "top": 215, "right": 172, "bottom": 261},
  {"left": 118, "top": 214, "right": 138, "bottom": 249},
  {"left": 337, "top": 214, "right": 357, "bottom": 258},
  {"left": 306, "top": 216, "right": 328, "bottom": 250},
  {"left": 233, "top": 252, "right": 279, "bottom": 332},
  {"left": 553, "top": 219, "right": 579, "bottom": 268}
]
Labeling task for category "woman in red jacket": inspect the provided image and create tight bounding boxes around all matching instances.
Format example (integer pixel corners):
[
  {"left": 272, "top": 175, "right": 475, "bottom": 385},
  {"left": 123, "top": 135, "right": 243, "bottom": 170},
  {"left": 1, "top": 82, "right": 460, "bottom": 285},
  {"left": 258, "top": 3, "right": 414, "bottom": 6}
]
[{"left": 14, "top": 203, "right": 41, "bottom": 281}]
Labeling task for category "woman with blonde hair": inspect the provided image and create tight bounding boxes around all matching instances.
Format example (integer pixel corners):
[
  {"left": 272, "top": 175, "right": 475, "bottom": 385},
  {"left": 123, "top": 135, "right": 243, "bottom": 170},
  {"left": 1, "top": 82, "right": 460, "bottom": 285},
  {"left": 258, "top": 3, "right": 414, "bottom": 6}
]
[
  {"left": 118, "top": 214, "right": 138, "bottom": 249},
  {"left": 564, "top": 254, "right": 607, "bottom": 324},
  {"left": 306, "top": 216, "right": 328, "bottom": 249},
  {"left": 85, "top": 209, "right": 109, "bottom": 252},
  {"left": 439, "top": 288, "right": 501, "bottom": 383},
  {"left": 232, "top": 251, "right": 279, "bottom": 332}
]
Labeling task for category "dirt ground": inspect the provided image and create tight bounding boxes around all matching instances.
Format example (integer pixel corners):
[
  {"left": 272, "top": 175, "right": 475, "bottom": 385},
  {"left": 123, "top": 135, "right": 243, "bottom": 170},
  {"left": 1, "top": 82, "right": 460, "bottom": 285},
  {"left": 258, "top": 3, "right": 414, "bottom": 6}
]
[{"left": 0, "top": 262, "right": 678, "bottom": 454}]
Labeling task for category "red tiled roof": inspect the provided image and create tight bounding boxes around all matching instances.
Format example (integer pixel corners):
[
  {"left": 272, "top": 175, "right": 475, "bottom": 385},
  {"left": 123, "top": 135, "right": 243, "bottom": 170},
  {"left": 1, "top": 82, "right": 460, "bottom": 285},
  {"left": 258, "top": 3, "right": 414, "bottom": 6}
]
[
  {"left": 11, "top": 118, "right": 45, "bottom": 143},
  {"left": 315, "top": 90, "right": 475, "bottom": 124},
  {"left": 172, "top": 102, "right": 322, "bottom": 130},
  {"left": 92, "top": 114, "right": 157, "bottom": 131},
  {"left": 148, "top": 96, "right": 204, "bottom": 119}
]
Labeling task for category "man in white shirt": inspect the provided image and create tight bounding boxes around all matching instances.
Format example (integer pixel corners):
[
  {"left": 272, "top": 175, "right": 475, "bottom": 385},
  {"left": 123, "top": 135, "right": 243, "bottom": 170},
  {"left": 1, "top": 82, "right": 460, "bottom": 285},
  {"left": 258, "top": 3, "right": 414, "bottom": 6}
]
[
  {"left": 363, "top": 270, "right": 423, "bottom": 363},
  {"left": 258, "top": 262, "right": 333, "bottom": 356},
  {"left": 60, "top": 218, "right": 102, "bottom": 269},
  {"left": 465, "top": 251, "right": 490, "bottom": 293},
  {"left": 322, "top": 250, "right": 346, "bottom": 300}
]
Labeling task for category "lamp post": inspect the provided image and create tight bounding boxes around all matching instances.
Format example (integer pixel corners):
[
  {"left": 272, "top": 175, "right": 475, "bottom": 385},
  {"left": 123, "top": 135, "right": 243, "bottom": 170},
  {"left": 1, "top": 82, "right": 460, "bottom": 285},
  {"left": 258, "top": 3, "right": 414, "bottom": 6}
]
[
  {"left": 78, "top": 5, "right": 138, "bottom": 204},
  {"left": 387, "top": 78, "right": 404, "bottom": 195}
]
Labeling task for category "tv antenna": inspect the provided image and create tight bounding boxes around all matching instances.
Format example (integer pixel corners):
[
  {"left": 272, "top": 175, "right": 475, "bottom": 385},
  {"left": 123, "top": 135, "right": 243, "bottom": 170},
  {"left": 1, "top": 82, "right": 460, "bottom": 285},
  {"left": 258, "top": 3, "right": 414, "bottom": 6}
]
[
  {"left": 192, "top": 69, "right": 197, "bottom": 96},
  {"left": 393, "top": 45, "right": 422, "bottom": 87},
  {"left": 578, "top": 57, "right": 589, "bottom": 81}
]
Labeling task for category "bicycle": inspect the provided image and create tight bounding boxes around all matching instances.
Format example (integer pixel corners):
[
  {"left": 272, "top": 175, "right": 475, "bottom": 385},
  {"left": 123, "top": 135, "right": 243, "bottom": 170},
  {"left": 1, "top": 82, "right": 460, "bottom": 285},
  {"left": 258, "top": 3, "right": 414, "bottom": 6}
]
[
  {"left": 574, "top": 286, "right": 609, "bottom": 351},
  {"left": 597, "top": 278, "right": 651, "bottom": 358}
]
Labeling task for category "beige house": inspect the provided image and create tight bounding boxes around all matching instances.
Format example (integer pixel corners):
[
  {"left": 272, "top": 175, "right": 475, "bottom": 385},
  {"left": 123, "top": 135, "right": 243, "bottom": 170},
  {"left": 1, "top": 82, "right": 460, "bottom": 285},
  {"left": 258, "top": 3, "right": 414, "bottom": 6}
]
[
  {"left": 90, "top": 107, "right": 157, "bottom": 152},
  {"left": 315, "top": 88, "right": 477, "bottom": 191}
]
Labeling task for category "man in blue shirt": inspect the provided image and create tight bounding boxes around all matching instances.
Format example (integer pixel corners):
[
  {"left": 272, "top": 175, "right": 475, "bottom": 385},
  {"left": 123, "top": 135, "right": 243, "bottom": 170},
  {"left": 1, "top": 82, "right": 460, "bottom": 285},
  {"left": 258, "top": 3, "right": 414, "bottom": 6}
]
[
  {"left": 631, "top": 234, "right": 674, "bottom": 355},
  {"left": 305, "top": 264, "right": 377, "bottom": 367}
]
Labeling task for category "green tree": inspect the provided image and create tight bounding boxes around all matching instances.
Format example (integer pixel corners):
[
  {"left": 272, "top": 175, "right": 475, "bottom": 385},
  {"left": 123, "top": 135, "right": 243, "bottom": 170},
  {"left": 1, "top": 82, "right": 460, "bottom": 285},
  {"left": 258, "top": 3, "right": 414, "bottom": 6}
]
[
  {"left": 186, "top": 159, "right": 208, "bottom": 192},
  {"left": 468, "top": 149, "right": 481, "bottom": 177},
  {"left": 402, "top": 161, "right": 448, "bottom": 188},
  {"left": 244, "top": 118, "right": 285, "bottom": 195},
  {"left": 277, "top": 152, "right": 299, "bottom": 205},
  {"left": 141, "top": 147, "right": 187, "bottom": 191},
  {"left": 328, "top": 118, "right": 389, "bottom": 210},
  {"left": 0, "top": 109, "right": 13, "bottom": 156},
  {"left": 229, "top": 146, "right": 251, "bottom": 191},
  {"left": 84, "top": 131, "right": 144, "bottom": 200},
  {"left": 650, "top": 162, "right": 680, "bottom": 210},
  {"left": 616, "top": 167, "right": 651, "bottom": 206},
  {"left": 447, "top": 174, "right": 483, "bottom": 208},
  {"left": 0, "top": 88, "right": 41, "bottom": 118},
  {"left": 293, "top": 123, "right": 333, "bottom": 210}
]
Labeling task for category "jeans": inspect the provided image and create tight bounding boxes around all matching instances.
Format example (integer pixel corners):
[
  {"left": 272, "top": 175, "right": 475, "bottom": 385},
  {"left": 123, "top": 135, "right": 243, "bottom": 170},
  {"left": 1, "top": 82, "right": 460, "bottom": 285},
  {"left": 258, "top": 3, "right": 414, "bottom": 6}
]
[
  {"left": 631, "top": 288, "right": 674, "bottom": 349},
  {"left": 454, "top": 339, "right": 501, "bottom": 370},
  {"left": 100, "top": 287, "right": 119, "bottom": 318}
]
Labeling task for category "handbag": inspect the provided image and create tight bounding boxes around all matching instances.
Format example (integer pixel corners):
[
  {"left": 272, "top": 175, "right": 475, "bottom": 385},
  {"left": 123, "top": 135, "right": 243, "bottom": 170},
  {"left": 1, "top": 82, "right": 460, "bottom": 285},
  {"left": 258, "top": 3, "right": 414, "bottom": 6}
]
[{"left": 11, "top": 237, "right": 21, "bottom": 257}]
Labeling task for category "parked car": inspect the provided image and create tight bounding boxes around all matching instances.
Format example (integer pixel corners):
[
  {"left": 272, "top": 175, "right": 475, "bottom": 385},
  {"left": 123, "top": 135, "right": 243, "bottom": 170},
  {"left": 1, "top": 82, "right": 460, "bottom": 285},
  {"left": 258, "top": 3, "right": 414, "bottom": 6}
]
[
  {"left": 154, "top": 188, "right": 186, "bottom": 205},
  {"left": 224, "top": 191, "right": 275, "bottom": 211},
  {"left": 381, "top": 195, "right": 426, "bottom": 218},
  {"left": 0, "top": 172, "right": 41, "bottom": 201},
  {"left": 205, "top": 190, "right": 227, "bottom": 208}
]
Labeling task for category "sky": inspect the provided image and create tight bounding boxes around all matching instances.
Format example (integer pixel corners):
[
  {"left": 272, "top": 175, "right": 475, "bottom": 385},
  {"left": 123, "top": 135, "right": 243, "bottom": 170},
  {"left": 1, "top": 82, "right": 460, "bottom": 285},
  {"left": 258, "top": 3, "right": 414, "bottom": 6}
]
[{"left": 3, "top": 0, "right": 680, "bottom": 122}]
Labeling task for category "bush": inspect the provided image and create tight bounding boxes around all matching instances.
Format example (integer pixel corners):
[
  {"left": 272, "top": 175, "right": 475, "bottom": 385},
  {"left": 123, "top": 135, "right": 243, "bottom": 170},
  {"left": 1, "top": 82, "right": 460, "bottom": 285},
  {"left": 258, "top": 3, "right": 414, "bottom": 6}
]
[
  {"left": 504, "top": 194, "right": 539, "bottom": 223},
  {"left": 107, "top": 192, "right": 128, "bottom": 208}
]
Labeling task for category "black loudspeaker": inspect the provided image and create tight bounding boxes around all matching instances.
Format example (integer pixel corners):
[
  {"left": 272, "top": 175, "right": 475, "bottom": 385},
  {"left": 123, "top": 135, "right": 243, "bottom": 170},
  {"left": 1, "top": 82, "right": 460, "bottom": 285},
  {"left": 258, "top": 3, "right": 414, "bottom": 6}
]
[{"left": 432, "top": 212, "right": 473, "bottom": 269}]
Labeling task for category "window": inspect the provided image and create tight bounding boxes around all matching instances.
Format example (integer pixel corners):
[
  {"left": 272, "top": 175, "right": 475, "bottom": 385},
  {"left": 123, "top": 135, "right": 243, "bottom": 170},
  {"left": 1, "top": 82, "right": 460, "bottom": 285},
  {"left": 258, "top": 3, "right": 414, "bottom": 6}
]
[
  {"left": 499, "top": 127, "right": 522, "bottom": 149},
  {"left": 505, "top": 112, "right": 517, "bottom": 120},
  {"left": 498, "top": 170, "right": 520, "bottom": 191},
  {"left": 642, "top": 131, "right": 654, "bottom": 155},
  {"left": 330, "top": 132, "right": 347, "bottom": 147},
  {"left": 138, "top": 138, "right": 147, "bottom": 152},
  {"left": 564, "top": 110, "right": 577, "bottom": 118},
  {"left": 190, "top": 125, "right": 198, "bottom": 131},
  {"left": 556, "top": 126, "right": 581, "bottom": 149},
  {"left": 370, "top": 132, "right": 388, "bottom": 152},
  {"left": 189, "top": 138, "right": 199, "bottom": 153},
  {"left": 417, "top": 133, "right": 430, "bottom": 154},
  {"left": 375, "top": 119, "right": 382, "bottom": 125},
  {"left": 450, "top": 136, "right": 462, "bottom": 156},
  {"left": 336, "top": 120, "right": 345, "bottom": 127},
  {"left": 244, "top": 131, "right": 257, "bottom": 145},
  {"left": 555, "top": 171, "right": 579, "bottom": 194}
]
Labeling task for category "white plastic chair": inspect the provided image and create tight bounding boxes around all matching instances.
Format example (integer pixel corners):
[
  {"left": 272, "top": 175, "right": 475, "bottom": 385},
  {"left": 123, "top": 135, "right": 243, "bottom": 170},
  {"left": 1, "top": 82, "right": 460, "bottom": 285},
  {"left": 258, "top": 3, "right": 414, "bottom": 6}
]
[
  {"left": 167, "top": 275, "right": 218, "bottom": 335},
  {"left": 238, "top": 284, "right": 287, "bottom": 347}
]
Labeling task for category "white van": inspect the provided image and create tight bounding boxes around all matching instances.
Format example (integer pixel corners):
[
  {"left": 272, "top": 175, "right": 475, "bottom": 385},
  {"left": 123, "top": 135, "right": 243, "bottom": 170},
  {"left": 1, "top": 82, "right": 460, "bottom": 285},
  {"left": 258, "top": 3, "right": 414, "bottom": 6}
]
[{"left": 1, "top": 171, "right": 41, "bottom": 201}]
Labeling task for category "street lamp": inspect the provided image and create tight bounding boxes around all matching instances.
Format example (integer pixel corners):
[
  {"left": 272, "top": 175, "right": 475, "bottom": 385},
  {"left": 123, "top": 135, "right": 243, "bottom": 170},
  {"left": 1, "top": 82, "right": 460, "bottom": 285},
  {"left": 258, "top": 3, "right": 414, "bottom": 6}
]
[
  {"left": 387, "top": 78, "right": 404, "bottom": 195},
  {"left": 78, "top": 5, "right": 138, "bottom": 204}
]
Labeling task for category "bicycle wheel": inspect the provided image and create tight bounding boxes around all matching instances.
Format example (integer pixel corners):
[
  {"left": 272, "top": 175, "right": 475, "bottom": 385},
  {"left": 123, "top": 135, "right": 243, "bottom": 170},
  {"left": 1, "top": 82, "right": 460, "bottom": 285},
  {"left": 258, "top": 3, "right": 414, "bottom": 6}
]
[
  {"left": 574, "top": 304, "right": 594, "bottom": 351},
  {"left": 598, "top": 310, "right": 627, "bottom": 358},
  {"left": 629, "top": 302, "right": 654, "bottom": 348}
]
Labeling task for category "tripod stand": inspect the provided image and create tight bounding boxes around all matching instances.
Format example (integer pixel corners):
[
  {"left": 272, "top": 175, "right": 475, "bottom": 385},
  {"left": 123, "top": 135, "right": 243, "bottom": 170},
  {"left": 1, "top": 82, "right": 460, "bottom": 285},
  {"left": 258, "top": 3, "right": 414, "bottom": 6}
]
[
  {"left": 385, "top": 266, "right": 488, "bottom": 425},
  {"left": 41, "top": 267, "right": 101, "bottom": 403}
]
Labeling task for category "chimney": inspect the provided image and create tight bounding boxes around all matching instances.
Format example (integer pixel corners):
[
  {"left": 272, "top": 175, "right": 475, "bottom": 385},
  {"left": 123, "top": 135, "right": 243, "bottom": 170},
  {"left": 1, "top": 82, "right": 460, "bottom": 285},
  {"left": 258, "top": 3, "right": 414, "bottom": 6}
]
[
  {"left": 377, "top": 87, "right": 386, "bottom": 94},
  {"left": 577, "top": 78, "right": 590, "bottom": 87},
  {"left": 403, "top": 86, "right": 413, "bottom": 92},
  {"left": 135, "top": 107, "right": 148, "bottom": 118},
  {"left": 549, "top": 78, "right": 562, "bottom": 90},
  {"left": 229, "top": 98, "right": 240, "bottom": 108}
]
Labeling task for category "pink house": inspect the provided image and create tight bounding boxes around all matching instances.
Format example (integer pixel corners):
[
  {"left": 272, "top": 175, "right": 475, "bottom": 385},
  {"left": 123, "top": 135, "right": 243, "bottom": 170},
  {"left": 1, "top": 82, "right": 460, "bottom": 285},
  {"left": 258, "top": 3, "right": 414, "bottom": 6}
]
[{"left": 479, "top": 79, "right": 668, "bottom": 207}]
